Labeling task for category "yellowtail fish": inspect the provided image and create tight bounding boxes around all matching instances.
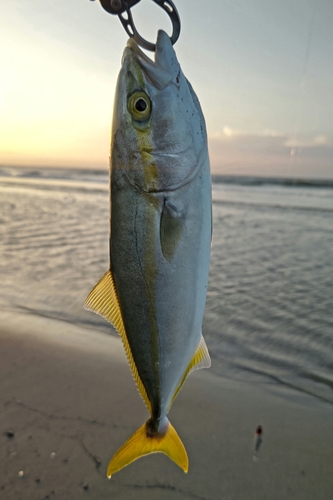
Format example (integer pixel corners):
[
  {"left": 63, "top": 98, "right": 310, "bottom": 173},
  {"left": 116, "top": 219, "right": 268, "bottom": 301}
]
[{"left": 84, "top": 30, "right": 212, "bottom": 478}]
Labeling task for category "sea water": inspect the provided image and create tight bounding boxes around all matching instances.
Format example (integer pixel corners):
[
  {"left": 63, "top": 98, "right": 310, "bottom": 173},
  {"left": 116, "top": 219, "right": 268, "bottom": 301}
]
[{"left": 0, "top": 167, "right": 332, "bottom": 404}]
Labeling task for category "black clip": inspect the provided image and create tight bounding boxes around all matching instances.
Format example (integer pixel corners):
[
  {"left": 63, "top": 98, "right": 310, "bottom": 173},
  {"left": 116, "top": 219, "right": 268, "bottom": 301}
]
[{"left": 97, "top": 0, "right": 181, "bottom": 51}]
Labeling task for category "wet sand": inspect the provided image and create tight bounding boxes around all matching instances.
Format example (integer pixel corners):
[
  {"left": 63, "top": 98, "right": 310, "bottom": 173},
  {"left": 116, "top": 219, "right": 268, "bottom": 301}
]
[{"left": 1, "top": 311, "right": 333, "bottom": 500}]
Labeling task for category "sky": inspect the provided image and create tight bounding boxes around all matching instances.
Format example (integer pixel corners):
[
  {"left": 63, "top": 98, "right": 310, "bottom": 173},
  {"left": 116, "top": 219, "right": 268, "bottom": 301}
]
[{"left": 1, "top": 0, "right": 333, "bottom": 179}]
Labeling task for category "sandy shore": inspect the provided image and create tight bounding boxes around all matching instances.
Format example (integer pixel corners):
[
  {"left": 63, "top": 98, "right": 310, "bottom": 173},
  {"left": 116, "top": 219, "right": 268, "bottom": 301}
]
[{"left": 1, "top": 311, "right": 333, "bottom": 500}]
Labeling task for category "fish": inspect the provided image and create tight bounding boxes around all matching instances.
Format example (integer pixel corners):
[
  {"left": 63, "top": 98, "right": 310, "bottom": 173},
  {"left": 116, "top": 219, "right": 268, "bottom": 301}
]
[{"left": 84, "top": 29, "right": 212, "bottom": 478}]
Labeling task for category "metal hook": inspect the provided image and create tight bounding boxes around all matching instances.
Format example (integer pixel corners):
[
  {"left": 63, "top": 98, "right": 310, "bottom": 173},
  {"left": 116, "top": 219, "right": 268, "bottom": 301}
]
[{"left": 97, "top": 0, "right": 181, "bottom": 51}]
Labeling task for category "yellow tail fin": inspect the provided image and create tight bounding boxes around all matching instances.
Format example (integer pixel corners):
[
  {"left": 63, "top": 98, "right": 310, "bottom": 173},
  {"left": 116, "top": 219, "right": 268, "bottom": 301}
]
[{"left": 107, "top": 418, "right": 188, "bottom": 478}]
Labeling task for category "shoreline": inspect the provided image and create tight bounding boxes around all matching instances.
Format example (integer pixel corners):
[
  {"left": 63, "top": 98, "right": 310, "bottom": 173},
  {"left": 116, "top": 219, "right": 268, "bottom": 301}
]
[
  {"left": 1, "top": 311, "right": 333, "bottom": 499},
  {"left": 2, "top": 165, "right": 333, "bottom": 185}
]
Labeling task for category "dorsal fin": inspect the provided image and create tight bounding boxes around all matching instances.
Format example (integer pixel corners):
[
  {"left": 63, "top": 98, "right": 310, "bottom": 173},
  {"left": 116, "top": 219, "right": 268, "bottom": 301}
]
[
  {"left": 84, "top": 270, "right": 151, "bottom": 412},
  {"left": 171, "top": 335, "right": 211, "bottom": 405}
]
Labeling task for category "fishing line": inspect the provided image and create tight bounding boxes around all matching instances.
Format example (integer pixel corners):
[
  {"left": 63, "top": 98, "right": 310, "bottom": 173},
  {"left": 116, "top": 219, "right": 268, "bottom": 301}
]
[{"left": 289, "top": 3, "right": 316, "bottom": 172}]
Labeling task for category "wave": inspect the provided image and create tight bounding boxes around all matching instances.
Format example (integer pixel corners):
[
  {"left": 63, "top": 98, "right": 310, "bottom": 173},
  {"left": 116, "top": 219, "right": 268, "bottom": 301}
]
[
  {"left": 0, "top": 166, "right": 108, "bottom": 193},
  {"left": 0, "top": 176, "right": 108, "bottom": 193},
  {"left": 213, "top": 199, "right": 333, "bottom": 214},
  {"left": 0, "top": 166, "right": 108, "bottom": 183},
  {"left": 212, "top": 174, "right": 333, "bottom": 189},
  {"left": 233, "top": 364, "right": 333, "bottom": 406},
  {"left": 2, "top": 166, "right": 333, "bottom": 189}
]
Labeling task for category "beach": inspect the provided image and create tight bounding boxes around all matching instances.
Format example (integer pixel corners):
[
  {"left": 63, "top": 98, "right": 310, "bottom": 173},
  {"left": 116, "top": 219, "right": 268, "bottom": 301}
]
[
  {"left": 1, "top": 310, "right": 333, "bottom": 500},
  {"left": 1, "top": 168, "right": 333, "bottom": 498},
  {"left": 1, "top": 167, "right": 333, "bottom": 406}
]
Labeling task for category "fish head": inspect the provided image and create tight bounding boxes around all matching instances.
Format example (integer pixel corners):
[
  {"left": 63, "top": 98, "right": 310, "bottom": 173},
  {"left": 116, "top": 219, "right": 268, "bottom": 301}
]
[{"left": 111, "top": 30, "right": 208, "bottom": 192}]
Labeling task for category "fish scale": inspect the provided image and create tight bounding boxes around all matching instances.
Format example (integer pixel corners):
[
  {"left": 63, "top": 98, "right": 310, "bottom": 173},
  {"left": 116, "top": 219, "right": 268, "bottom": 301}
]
[{"left": 84, "top": 29, "right": 212, "bottom": 478}]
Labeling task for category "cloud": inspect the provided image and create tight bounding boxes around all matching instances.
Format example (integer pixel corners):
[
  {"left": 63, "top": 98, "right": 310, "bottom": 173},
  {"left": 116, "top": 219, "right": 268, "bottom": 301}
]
[
  {"left": 210, "top": 127, "right": 332, "bottom": 148},
  {"left": 211, "top": 127, "right": 284, "bottom": 139},
  {"left": 285, "top": 135, "right": 332, "bottom": 148},
  {"left": 208, "top": 126, "right": 333, "bottom": 178}
]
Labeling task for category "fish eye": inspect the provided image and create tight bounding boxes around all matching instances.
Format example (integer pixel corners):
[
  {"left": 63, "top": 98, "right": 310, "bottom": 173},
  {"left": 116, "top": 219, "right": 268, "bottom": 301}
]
[
  {"left": 135, "top": 98, "right": 147, "bottom": 112},
  {"left": 128, "top": 92, "right": 151, "bottom": 122}
]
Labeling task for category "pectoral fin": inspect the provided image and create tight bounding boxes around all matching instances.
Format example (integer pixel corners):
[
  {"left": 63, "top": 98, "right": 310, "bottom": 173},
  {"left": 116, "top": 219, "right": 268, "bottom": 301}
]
[
  {"left": 84, "top": 270, "right": 151, "bottom": 412},
  {"left": 160, "top": 199, "right": 184, "bottom": 262},
  {"left": 172, "top": 335, "right": 211, "bottom": 404}
]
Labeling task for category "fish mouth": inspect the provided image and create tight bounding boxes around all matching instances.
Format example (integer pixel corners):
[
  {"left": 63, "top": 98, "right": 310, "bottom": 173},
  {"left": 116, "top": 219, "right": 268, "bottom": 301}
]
[
  {"left": 141, "top": 141, "right": 193, "bottom": 157},
  {"left": 124, "top": 30, "right": 180, "bottom": 90}
]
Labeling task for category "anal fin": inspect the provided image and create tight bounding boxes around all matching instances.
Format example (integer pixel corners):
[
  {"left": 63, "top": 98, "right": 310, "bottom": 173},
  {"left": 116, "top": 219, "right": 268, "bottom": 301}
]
[
  {"left": 187, "top": 335, "right": 211, "bottom": 373},
  {"left": 84, "top": 270, "right": 151, "bottom": 412},
  {"left": 172, "top": 335, "right": 211, "bottom": 404}
]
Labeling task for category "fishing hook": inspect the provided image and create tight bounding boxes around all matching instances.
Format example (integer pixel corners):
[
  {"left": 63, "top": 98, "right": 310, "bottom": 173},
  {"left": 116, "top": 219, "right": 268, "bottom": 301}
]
[{"left": 94, "top": 0, "right": 181, "bottom": 51}]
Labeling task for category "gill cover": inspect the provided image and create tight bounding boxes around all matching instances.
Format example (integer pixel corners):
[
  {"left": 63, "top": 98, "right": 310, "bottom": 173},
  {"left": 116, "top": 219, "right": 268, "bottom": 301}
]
[{"left": 112, "top": 30, "right": 207, "bottom": 193}]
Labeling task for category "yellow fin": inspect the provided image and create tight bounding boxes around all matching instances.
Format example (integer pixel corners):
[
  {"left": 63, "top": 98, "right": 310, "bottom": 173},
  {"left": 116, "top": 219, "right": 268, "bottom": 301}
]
[
  {"left": 172, "top": 335, "right": 211, "bottom": 404},
  {"left": 188, "top": 335, "right": 211, "bottom": 373},
  {"left": 84, "top": 270, "right": 151, "bottom": 412},
  {"left": 107, "top": 418, "right": 188, "bottom": 478}
]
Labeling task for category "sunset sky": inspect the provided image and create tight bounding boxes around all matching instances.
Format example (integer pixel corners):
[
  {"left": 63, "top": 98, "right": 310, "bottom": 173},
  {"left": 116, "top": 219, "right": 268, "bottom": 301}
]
[{"left": 1, "top": 0, "right": 333, "bottom": 178}]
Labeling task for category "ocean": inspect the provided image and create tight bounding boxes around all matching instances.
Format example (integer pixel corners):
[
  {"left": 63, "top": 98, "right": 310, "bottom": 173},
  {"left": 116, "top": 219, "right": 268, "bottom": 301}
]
[{"left": 1, "top": 166, "right": 332, "bottom": 405}]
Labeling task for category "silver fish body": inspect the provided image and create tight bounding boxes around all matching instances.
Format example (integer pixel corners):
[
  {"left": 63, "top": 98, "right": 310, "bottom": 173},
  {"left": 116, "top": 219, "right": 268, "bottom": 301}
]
[{"left": 85, "top": 30, "right": 212, "bottom": 477}]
